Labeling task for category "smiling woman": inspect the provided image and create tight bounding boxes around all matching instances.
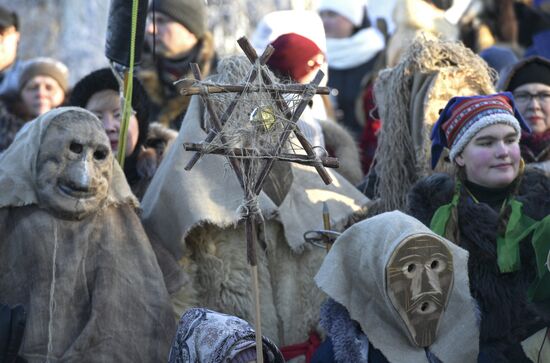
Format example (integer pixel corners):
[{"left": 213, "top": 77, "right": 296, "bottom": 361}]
[
  {"left": 18, "top": 57, "right": 69, "bottom": 118},
  {"left": 407, "top": 92, "right": 550, "bottom": 362},
  {"left": 500, "top": 56, "right": 550, "bottom": 165}
]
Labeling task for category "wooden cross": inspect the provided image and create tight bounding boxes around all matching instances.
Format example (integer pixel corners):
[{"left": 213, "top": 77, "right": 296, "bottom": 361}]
[{"left": 181, "top": 36, "right": 337, "bottom": 362}]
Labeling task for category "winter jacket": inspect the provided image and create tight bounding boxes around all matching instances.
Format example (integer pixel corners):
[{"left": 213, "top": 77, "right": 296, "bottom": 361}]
[
  {"left": 328, "top": 52, "right": 382, "bottom": 138},
  {"left": 126, "top": 122, "right": 178, "bottom": 200},
  {"left": 138, "top": 32, "right": 217, "bottom": 130},
  {"left": 407, "top": 171, "right": 550, "bottom": 362}
]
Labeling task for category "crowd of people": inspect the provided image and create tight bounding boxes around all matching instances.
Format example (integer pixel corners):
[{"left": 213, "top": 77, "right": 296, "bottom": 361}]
[{"left": 1, "top": 0, "right": 550, "bottom": 362}]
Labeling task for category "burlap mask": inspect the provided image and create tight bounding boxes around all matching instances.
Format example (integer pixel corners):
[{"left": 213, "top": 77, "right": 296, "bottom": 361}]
[
  {"left": 386, "top": 234, "right": 454, "bottom": 348},
  {"left": 0, "top": 107, "right": 137, "bottom": 218},
  {"left": 35, "top": 112, "right": 113, "bottom": 219}
]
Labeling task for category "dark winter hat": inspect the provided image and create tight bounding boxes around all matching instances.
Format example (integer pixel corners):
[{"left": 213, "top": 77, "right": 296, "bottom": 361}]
[
  {"left": 148, "top": 0, "right": 207, "bottom": 37},
  {"left": 18, "top": 57, "right": 69, "bottom": 93},
  {"left": 69, "top": 68, "right": 150, "bottom": 148},
  {"left": 0, "top": 6, "right": 18, "bottom": 31},
  {"left": 501, "top": 56, "right": 550, "bottom": 92},
  {"left": 431, "top": 92, "right": 530, "bottom": 169},
  {"left": 267, "top": 33, "right": 323, "bottom": 82}
]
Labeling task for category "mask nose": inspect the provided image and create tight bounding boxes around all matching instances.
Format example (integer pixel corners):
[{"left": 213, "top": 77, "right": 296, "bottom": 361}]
[
  {"left": 411, "top": 265, "right": 442, "bottom": 299},
  {"left": 66, "top": 157, "right": 92, "bottom": 192}
]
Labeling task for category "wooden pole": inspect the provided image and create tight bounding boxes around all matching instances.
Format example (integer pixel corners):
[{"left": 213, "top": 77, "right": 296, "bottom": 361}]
[{"left": 182, "top": 143, "right": 339, "bottom": 168}]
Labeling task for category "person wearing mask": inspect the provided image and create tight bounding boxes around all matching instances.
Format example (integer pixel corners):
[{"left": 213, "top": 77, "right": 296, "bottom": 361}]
[
  {"left": 138, "top": 0, "right": 217, "bottom": 130},
  {"left": 408, "top": 93, "right": 550, "bottom": 362}
]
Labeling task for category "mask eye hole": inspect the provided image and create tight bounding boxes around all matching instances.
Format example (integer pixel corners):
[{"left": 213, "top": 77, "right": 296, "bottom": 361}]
[
  {"left": 93, "top": 148, "right": 108, "bottom": 161},
  {"left": 429, "top": 259, "right": 446, "bottom": 272},
  {"left": 69, "top": 142, "right": 83, "bottom": 154},
  {"left": 407, "top": 263, "right": 416, "bottom": 273}
]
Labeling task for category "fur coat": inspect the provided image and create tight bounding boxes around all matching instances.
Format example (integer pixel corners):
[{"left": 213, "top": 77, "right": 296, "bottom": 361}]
[
  {"left": 407, "top": 170, "right": 550, "bottom": 362},
  {"left": 138, "top": 32, "right": 217, "bottom": 129},
  {"left": 131, "top": 122, "right": 178, "bottom": 200}
]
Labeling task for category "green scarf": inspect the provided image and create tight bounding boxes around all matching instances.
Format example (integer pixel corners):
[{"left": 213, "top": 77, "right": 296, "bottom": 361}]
[{"left": 429, "top": 180, "right": 550, "bottom": 302}]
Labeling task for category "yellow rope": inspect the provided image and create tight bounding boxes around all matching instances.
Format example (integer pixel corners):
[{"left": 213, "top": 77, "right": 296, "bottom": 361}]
[{"left": 117, "top": 0, "right": 139, "bottom": 167}]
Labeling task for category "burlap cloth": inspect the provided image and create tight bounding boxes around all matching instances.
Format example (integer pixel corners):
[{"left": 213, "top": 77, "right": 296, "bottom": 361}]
[{"left": 0, "top": 107, "right": 175, "bottom": 362}]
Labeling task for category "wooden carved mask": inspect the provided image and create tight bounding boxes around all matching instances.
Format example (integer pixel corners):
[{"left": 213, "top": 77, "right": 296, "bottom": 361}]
[{"left": 386, "top": 234, "right": 454, "bottom": 348}]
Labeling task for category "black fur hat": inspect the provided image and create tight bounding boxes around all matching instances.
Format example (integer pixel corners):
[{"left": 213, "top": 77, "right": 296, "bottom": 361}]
[{"left": 69, "top": 68, "right": 150, "bottom": 149}]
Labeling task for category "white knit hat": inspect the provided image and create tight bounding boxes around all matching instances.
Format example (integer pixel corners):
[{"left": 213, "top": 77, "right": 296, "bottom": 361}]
[
  {"left": 317, "top": 0, "right": 367, "bottom": 27},
  {"left": 251, "top": 10, "right": 327, "bottom": 54}
]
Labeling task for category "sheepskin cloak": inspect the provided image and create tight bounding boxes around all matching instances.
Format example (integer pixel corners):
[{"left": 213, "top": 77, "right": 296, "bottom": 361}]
[{"left": 141, "top": 57, "right": 369, "bottom": 348}]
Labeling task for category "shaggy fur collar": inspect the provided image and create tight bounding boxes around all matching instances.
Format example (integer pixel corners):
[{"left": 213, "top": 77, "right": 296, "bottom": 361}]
[
  {"left": 407, "top": 170, "right": 550, "bottom": 360},
  {"left": 138, "top": 32, "right": 217, "bottom": 128},
  {"left": 319, "top": 299, "right": 442, "bottom": 363},
  {"left": 319, "top": 299, "right": 371, "bottom": 363}
]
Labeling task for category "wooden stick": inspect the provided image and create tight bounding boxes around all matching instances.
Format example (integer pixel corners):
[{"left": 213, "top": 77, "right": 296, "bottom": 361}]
[
  {"left": 251, "top": 264, "right": 263, "bottom": 363},
  {"left": 235, "top": 38, "right": 333, "bottom": 188},
  {"left": 259, "top": 68, "right": 332, "bottom": 185},
  {"left": 187, "top": 64, "right": 245, "bottom": 189},
  {"left": 184, "top": 129, "right": 216, "bottom": 171},
  {"left": 242, "top": 158, "right": 263, "bottom": 363},
  {"left": 253, "top": 71, "right": 330, "bottom": 195},
  {"left": 183, "top": 142, "right": 339, "bottom": 168},
  {"left": 178, "top": 83, "right": 331, "bottom": 96},
  {"left": 322, "top": 202, "right": 332, "bottom": 252}
]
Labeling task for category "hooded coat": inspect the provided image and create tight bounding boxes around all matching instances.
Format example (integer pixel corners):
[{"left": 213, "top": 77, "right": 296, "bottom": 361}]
[
  {"left": 0, "top": 108, "right": 175, "bottom": 362},
  {"left": 407, "top": 170, "right": 550, "bottom": 362}
]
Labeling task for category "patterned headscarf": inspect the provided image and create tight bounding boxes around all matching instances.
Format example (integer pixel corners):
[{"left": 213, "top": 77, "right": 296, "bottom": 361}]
[{"left": 168, "top": 308, "right": 284, "bottom": 363}]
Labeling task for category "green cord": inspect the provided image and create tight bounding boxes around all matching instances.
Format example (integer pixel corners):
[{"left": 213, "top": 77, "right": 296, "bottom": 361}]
[{"left": 117, "top": 0, "right": 139, "bottom": 168}]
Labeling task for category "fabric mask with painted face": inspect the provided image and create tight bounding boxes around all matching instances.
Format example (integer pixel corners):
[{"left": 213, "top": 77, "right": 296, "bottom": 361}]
[
  {"left": 386, "top": 234, "right": 454, "bottom": 348},
  {"left": 35, "top": 111, "right": 113, "bottom": 219}
]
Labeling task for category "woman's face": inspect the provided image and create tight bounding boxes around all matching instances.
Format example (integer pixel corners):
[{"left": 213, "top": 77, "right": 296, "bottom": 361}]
[
  {"left": 85, "top": 89, "right": 139, "bottom": 157},
  {"left": 21, "top": 75, "right": 65, "bottom": 118},
  {"left": 319, "top": 10, "right": 355, "bottom": 39},
  {"left": 513, "top": 83, "right": 550, "bottom": 134},
  {"left": 455, "top": 124, "right": 521, "bottom": 188}
]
